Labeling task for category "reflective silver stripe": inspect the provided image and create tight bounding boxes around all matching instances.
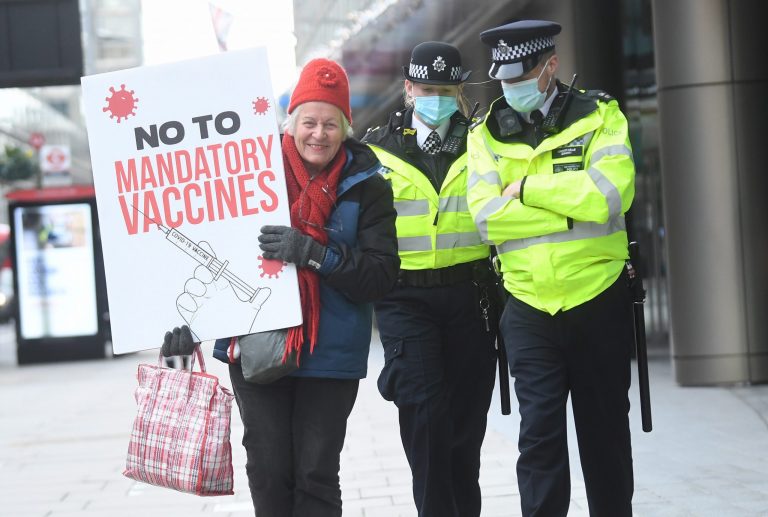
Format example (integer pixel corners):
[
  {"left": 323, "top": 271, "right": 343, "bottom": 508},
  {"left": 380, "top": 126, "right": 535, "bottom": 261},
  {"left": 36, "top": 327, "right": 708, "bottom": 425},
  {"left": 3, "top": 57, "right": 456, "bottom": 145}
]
[
  {"left": 438, "top": 196, "right": 468, "bottom": 213},
  {"left": 473, "top": 197, "right": 509, "bottom": 242},
  {"left": 468, "top": 169, "right": 502, "bottom": 190},
  {"left": 394, "top": 199, "right": 430, "bottom": 216},
  {"left": 398, "top": 233, "right": 484, "bottom": 252},
  {"left": 497, "top": 216, "right": 626, "bottom": 254},
  {"left": 582, "top": 131, "right": 594, "bottom": 151},
  {"left": 482, "top": 134, "right": 500, "bottom": 162},
  {"left": 590, "top": 144, "right": 632, "bottom": 165},
  {"left": 436, "top": 232, "right": 483, "bottom": 249},
  {"left": 398, "top": 236, "right": 432, "bottom": 252},
  {"left": 588, "top": 144, "right": 633, "bottom": 218}
]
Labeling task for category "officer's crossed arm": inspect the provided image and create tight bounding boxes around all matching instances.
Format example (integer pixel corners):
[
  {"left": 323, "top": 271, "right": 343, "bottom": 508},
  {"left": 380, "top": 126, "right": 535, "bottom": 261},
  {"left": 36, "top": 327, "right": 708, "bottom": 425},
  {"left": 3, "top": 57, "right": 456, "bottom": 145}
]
[
  {"left": 466, "top": 132, "right": 570, "bottom": 246},
  {"left": 502, "top": 179, "right": 523, "bottom": 198},
  {"left": 517, "top": 103, "right": 636, "bottom": 224}
]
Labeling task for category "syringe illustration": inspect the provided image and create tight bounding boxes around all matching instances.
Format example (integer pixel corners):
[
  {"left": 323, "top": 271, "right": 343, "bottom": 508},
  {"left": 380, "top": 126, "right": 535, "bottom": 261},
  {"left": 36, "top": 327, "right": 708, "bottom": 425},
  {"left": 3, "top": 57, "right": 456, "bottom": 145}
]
[{"left": 132, "top": 205, "right": 261, "bottom": 302}]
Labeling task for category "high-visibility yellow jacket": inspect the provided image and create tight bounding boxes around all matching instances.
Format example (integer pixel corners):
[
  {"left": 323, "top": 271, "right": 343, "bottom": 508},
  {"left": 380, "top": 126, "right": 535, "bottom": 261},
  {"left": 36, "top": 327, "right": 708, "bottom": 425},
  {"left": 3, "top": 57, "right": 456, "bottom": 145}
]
[
  {"left": 467, "top": 88, "right": 635, "bottom": 314},
  {"left": 364, "top": 109, "right": 489, "bottom": 270}
]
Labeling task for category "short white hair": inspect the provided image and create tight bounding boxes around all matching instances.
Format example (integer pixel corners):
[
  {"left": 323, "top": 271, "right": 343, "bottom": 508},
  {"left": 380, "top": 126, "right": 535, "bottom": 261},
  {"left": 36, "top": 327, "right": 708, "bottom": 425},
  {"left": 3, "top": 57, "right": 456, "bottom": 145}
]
[{"left": 281, "top": 104, "right": 353, "bottom": 139}]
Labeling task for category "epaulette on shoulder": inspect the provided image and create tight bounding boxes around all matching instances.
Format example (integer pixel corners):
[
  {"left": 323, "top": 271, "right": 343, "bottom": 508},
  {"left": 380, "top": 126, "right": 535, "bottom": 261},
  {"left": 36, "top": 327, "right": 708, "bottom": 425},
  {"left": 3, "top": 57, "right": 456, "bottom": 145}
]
[
  {"left": 389, "top": 110, "right": 406, "bottom": 132},
  {"left": 365, "top": 126, "right": 380, "bottom": 135},
  {"left": 469, "top": 117, "right": 483, "bottom": 132},
  {"left": 468, "top": 108, "right": 489, "bottom": 132},
  {"left": 583, "top": 89, "right": 615, "bottom": 103}
]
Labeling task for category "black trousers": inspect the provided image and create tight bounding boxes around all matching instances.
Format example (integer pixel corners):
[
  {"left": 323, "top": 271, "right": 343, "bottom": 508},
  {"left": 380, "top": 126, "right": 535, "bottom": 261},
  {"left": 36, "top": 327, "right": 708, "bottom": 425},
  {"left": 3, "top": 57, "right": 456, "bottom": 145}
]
[
  {"left": 375, "top": 279, "right": 497, "bottom": 517},
  {"left": 229, "top": 365, "right": 359, "bottom": 517},
  {"left": 500, "top": 272, "right": 635, "bottom": 517}
]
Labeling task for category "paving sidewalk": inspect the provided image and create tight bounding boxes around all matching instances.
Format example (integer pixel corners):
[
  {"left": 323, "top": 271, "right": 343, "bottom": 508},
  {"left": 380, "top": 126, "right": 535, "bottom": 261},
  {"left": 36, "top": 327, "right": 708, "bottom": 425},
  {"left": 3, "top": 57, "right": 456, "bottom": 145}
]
[{"left": 1, "top": 322, "right": 768, "bottom": 516}]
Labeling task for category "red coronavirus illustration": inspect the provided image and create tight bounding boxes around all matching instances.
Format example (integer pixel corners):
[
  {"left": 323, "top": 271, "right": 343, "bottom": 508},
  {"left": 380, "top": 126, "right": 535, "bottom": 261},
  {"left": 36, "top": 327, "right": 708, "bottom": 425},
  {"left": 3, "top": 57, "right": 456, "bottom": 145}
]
[
  {"left": 258, "top": 256, "right": 285, "bottom": 278},
  {"left": 103, "top": 84, "right": 139, "bottom": 123},
  {"left": 252, "top": 97, "right": 270, "bottom": 115}
]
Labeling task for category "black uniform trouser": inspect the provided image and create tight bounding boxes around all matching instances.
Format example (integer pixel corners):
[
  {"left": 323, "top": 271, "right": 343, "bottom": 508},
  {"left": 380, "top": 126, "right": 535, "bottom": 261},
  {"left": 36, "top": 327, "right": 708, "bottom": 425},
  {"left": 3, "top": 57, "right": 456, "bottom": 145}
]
[
  {"left": 500, "top": 272, "right": 634, "bottom": 517},
  {"left": 375, "top": 279, "right": 497, "bottom": 517},
  {"left": 229, "top": 365, "right": 359, "bottom": 517}
]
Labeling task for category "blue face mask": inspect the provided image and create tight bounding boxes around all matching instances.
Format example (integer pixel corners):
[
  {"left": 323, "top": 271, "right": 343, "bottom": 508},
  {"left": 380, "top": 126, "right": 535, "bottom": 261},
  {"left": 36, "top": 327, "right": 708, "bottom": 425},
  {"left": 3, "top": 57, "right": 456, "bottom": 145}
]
[
  {"left": 501, "top": 60, "right": 553, "bottom": 113},
  {"left": 413, "top": 95, "right": 458, "bottom": 127}
]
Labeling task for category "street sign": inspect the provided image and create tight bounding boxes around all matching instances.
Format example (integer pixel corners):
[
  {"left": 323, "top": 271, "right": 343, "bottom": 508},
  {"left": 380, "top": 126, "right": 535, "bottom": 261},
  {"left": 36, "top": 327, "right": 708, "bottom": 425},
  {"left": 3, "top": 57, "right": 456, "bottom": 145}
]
[
  {"left": 39, "top": 144, "right": 71, "bottom": 173},
  {"left": 28, "top": 132, "right": 45, "bottom": 150},
  {"left": 39, "top": 144, "right": 72, "bottom": 186}
]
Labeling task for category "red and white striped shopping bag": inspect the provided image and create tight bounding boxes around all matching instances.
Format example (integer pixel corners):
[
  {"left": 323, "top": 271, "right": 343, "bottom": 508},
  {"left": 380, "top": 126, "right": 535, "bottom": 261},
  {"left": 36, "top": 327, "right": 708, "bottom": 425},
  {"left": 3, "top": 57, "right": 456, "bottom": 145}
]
[{"left": 123, "top": 347, "right": 235, "bottom": 496}]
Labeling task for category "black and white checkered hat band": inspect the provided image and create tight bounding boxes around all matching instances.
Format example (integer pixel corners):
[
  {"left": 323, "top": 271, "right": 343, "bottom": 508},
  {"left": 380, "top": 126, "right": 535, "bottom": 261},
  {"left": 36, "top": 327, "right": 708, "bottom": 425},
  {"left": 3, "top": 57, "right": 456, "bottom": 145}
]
[
  {"left": 409, "top": 63, "right": 429, "bottom": 80},
  {"left": 409, "top": 62, "right": 464, "bottom": 82},
  {"left": 492, "top": 36, "right": 555, "bottom": 62}
]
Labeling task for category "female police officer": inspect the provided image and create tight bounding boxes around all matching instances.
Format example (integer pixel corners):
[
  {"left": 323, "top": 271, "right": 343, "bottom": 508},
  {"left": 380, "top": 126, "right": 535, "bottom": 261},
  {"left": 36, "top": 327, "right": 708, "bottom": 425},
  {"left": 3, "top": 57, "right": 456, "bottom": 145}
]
[{"left": 362, "top": 41, "right": 497, "bottom": 517}]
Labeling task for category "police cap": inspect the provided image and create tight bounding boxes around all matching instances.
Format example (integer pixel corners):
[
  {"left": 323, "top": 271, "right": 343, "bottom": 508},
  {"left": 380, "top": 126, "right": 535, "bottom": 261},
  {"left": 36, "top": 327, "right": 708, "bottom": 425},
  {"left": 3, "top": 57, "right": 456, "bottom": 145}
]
[
  {"left": 480, "top": 20, "right": 561, "bottom": 80},
  {"left": 403, "top": 41, "right": 471, "bottom": 85}
]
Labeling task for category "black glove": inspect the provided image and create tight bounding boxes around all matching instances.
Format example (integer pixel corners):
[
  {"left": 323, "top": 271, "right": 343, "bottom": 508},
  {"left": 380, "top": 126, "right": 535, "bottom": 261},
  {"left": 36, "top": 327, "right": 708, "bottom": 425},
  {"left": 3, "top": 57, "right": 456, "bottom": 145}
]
[
  {"left": 161, "top": 325, "right": 197, "bottom": 357},
  {"left": 258, "top": 225, "right": 326, "bottom": 270}
]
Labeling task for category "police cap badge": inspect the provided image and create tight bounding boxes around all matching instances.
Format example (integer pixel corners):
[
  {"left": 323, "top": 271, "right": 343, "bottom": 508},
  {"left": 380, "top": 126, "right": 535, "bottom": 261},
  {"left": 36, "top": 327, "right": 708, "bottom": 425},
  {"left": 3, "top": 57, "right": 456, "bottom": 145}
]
[{"left": 403, "top": 41, "right": 471, "bottom": 85}]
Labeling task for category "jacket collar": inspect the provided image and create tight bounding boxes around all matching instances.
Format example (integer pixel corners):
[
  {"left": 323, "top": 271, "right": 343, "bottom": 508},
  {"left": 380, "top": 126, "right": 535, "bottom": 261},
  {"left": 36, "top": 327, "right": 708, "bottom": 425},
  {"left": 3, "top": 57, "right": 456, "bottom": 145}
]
[
  {"left": 337, "top": 138, "right": 381, "bottom": 197},
  {"left": 384, "top": 108, "right": 468, "bottom": 155},
  {"left": 486, "top": 80, "right": 600, "bottom": 145}
]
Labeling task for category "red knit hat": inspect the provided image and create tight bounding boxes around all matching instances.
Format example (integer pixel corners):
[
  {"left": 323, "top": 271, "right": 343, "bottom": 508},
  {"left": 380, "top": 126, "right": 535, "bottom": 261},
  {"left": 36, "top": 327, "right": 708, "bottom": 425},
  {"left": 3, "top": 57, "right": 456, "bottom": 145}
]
[{"left": 288, "top": 58, "right": 352, "bottom": 125}]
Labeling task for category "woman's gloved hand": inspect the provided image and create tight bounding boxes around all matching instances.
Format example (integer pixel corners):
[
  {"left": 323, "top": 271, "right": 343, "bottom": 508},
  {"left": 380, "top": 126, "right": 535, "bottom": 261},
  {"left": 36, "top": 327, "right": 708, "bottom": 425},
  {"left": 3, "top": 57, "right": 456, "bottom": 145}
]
[
  {"left": 161, "top": 325, "right": 197, "bottom": 356},
  {"left": 258, "top": 225, "right": 326, "bottom": 270}
]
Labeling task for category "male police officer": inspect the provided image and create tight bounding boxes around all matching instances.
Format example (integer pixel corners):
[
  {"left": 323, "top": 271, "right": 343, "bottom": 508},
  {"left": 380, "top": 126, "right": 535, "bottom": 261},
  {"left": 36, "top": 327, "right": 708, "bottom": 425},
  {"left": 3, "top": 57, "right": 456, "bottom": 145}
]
[
  {"left": 363, "top": 42, "right": 497, "bottom": 517},
  {"left": 466, "top": 20, "right": 636, "bottom": 517}
]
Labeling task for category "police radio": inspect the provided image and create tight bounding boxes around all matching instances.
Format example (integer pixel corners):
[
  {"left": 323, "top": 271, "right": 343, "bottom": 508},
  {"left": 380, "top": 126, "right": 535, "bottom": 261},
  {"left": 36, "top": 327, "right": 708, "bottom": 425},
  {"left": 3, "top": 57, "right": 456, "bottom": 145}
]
[
  {"left": 441, "top": 102, "right": 480, "bottom": 155},
  {"left": 542, "top": 74, "right": 578, "bottom": 135}
]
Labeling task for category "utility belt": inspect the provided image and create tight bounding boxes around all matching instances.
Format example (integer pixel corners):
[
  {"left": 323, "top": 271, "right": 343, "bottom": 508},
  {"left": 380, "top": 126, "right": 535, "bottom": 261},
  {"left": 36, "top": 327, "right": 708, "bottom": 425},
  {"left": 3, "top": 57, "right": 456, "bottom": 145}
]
[{"left": 398, "top": 259, "right": 492, "bottom": 288}]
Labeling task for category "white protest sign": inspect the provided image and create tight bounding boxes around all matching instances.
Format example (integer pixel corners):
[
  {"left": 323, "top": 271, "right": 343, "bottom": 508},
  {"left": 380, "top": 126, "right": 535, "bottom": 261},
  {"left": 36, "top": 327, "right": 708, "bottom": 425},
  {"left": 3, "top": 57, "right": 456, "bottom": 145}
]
[{"left": 81, "top": 47, "right": 301, "bottom": 354}]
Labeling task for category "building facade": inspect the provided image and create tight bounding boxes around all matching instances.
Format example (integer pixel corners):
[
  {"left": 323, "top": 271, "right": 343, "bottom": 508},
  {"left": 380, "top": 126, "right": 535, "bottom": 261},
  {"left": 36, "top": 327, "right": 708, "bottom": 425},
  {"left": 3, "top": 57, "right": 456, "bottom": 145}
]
[
  {"left": 0, "top": 0, "right": 142, "bottom": 199},
  {"left": 291, "top": 0, "right": 767, "bottom": 384}
]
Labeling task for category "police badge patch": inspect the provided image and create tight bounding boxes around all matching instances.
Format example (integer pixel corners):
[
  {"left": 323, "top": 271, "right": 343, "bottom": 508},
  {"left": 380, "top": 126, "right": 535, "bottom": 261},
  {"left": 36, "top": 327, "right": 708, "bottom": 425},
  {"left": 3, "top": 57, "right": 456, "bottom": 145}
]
[
  {"left": 433, "top": 56, "right": 446, "bottom": 72},
  {"left": 553, "top": 146, "right": 583, "bottom": 159}
]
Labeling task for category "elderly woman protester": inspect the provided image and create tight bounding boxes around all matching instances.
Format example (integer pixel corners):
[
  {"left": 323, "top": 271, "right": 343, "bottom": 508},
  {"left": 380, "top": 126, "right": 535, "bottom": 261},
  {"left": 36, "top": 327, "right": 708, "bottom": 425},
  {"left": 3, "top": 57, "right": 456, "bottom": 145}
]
[{"left": 163, "top": 58, "right": 399, "bottom": 517}]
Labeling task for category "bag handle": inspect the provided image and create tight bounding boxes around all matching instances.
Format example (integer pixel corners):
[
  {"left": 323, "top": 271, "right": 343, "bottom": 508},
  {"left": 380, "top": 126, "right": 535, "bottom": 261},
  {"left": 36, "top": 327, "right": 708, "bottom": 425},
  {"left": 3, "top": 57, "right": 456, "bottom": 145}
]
[
  {"left": 156, "top": 345, "right": 206, "bottom": 373},
  {"left": 190, "top": 346, "right": 206, "bottom": 372}
]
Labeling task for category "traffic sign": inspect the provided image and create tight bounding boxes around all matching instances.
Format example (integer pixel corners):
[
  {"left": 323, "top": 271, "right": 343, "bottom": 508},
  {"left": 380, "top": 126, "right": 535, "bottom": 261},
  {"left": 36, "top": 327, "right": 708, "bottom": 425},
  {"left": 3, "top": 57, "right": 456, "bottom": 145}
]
[
  {"left": 29, "top": 132, "right": 46, "bottom": 150},
  {"left": 40, "top": 144, "right": 71, "bottom": 173},
  {"left": 39, "top": 144, "right": 72, "bottom": 186}
]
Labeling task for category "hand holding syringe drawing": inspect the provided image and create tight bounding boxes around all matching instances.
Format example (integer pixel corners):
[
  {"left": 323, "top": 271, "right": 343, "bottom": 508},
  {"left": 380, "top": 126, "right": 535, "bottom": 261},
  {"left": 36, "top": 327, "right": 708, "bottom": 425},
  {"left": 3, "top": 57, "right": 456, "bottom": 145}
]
[{"left": 133, "top": 206, "right": 271, "bottom": 339}]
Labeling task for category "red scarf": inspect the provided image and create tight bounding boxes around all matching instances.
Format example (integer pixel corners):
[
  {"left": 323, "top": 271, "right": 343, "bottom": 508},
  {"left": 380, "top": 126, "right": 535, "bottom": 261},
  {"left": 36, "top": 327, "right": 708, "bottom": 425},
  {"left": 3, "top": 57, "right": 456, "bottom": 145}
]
[{"left": 281, "top": 133, "right": 346, "bottom": 362}]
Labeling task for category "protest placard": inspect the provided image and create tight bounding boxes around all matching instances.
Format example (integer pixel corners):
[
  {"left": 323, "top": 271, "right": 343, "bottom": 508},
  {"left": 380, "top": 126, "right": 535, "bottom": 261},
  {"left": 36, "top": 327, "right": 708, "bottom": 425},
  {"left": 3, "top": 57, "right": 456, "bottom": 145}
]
[{"left": 81, "top": 48, "right": 301, "bottom": 354}]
